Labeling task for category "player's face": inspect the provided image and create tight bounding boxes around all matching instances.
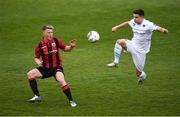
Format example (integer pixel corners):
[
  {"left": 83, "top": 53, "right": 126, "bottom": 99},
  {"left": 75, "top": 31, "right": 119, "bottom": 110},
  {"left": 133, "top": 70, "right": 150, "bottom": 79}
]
[
  {"left": 43, "top": 29, "right": 53, "bottom": 40},
  {"left": 133, "top": 14, "right": 144, "bottom": 24}
]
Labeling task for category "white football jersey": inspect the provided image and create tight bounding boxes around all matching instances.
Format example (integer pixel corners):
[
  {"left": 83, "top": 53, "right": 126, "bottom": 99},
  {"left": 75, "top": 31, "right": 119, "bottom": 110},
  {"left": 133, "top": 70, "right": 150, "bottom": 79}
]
[{"left": 128, "top": 19, "right": 158, "bottom": 54}]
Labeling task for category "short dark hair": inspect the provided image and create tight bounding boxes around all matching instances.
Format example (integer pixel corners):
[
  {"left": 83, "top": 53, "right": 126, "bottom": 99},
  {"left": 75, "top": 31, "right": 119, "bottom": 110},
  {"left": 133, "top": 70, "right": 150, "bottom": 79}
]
[
  {"left": 133, "top": 9, "right": 144, "bottom": 16},
  {"left": 42, "top": 25, "right": 54, "bottom": 31}
]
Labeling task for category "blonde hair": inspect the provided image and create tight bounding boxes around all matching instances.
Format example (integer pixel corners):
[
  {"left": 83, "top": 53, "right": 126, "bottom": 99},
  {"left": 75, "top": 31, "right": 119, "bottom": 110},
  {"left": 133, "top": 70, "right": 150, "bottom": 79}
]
[{"left": 42, "top": 25, "right": 54, "bottom": 31}]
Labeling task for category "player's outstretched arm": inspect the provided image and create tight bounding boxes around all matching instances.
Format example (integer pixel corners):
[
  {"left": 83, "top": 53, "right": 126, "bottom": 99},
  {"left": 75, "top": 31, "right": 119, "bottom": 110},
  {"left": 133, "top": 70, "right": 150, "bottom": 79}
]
[
  {"left": 156, "top": 26, "right": 169, "bottom": 34},
  {"left": 112, "top": 21, "right": 129, "bottom": 33},
  {"left": 63, "top": 39, "right": 76, "bottom": 52}
]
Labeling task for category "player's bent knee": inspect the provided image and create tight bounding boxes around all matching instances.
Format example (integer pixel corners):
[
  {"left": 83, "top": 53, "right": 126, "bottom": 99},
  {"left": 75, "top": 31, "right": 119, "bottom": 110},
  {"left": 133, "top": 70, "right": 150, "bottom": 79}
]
[
  {"left": 27, "top": 72, "right": 34, "bottom": 80},
  {"left": 27, "top": 69, "right": 39, "bottom": 80},
  {"left": 116, "top": 39, "right": 122, "bottom": 44},
  {"left": 117, "top": 39, "right": 125, "bottom": 46},
  {"left": 117, "top": 39, "right": 127, "bottom": 50}
]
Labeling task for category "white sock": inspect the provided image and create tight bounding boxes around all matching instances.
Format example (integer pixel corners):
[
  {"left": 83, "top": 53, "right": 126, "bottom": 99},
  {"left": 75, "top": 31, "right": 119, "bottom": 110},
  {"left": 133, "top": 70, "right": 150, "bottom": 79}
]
[
  {"left": 114, "top": 43, "right": 122, "bottom": 63},
  {"left": 139, "top": 71, "right": 146, "bottom": 80}
]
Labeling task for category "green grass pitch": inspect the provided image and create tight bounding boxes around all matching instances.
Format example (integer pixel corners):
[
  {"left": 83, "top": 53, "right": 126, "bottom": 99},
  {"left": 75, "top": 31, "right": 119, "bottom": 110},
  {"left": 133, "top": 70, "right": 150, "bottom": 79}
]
[{"left": 0, "top": 0, "right": 180, "bottom": 115}]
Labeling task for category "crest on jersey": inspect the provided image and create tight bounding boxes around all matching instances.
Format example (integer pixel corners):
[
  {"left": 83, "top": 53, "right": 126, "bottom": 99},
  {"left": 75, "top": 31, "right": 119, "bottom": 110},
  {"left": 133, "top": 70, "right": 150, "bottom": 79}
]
[
  {"left": 51, "top": 42, "right": 56, "bottom": 47},
  {"left": 142, "top": 24, "right": 146, "bottom": 27}
]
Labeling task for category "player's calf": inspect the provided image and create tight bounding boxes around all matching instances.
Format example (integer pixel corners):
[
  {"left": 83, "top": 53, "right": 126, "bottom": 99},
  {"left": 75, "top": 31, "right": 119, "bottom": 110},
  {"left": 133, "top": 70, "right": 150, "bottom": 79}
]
[
  {"left": 136, "top": 69, "right": 142, "bottom": 77},
  {"left": 55, "top": 72, "right": 77, "bottom": 107},
  {"left": 27, "top": 69, "right": 42, "bottom": 100}
]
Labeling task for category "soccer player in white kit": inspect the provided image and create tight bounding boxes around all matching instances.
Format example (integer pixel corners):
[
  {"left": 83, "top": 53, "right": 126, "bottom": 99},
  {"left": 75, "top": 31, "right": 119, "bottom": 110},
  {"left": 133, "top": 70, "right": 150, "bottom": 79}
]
[{"left": 107, "top": 9, "right": 168, "bottom": 84}]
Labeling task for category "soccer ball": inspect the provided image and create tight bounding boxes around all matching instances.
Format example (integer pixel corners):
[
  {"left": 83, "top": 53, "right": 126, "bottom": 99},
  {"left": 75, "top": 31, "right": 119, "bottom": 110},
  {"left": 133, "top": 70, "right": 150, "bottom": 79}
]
[{"left": 87, "top": 31, "right": 100, "bottom": 42}]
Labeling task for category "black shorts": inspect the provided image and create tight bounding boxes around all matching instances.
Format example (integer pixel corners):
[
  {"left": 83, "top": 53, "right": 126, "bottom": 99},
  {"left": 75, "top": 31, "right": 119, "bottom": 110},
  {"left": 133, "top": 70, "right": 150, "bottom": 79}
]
[{"left": 37, "top": 66, "right": 64, "bottom": 79}]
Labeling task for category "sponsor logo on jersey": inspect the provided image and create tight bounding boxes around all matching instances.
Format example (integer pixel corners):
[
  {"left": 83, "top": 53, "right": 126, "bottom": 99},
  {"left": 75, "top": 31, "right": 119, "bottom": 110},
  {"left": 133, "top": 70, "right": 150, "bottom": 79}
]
[{"left": 41, "top": 46, "right": 47, "bottom": 49}]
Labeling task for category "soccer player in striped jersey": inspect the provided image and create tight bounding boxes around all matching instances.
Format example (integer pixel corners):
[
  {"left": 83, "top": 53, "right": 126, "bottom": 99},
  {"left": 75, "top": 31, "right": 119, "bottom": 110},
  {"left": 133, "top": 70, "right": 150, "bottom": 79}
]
[
  {"left": 107, "top": 9, "right": 168, "bottom": 84},
  {"left": 27, "top": 25, "right": 77, "bottom": 107}
]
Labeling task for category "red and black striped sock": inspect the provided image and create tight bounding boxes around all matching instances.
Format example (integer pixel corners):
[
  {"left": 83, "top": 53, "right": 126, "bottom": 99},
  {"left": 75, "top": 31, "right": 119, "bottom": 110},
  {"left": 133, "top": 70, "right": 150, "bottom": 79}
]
[
  {"left": 62, "top": 85, "right": 73, "bottom": 101},
  {"left": 29, "top": 79, "right": 40, "bottom": 96}
]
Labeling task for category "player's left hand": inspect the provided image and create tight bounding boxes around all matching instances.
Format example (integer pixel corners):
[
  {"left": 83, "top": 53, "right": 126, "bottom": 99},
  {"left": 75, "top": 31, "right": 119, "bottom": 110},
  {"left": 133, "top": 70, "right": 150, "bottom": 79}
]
[
  {"left": 163, "top": 28, "right": 169, "bottom": 34},
  {"left": 70, "top": 39, "right": 76, "bottom": 48},
  {"left": 112, "top": 26, "right": 117, "bottom": 33}
]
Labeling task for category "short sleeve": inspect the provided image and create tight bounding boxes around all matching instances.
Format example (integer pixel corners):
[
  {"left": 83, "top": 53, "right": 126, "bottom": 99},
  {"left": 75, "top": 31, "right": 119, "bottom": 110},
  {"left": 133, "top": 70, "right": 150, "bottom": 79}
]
[
  {"left": 128, "top": 19, "right": 134, "bottom": 27},
  {"left": 148, "top": 22, "right": 158, "bottom": 31},
  {"left": 35, "top": 44, "right": 40, "bottom": 59},
  {"left": 57, "top": 38, "right": 66, "bottom": 49}
]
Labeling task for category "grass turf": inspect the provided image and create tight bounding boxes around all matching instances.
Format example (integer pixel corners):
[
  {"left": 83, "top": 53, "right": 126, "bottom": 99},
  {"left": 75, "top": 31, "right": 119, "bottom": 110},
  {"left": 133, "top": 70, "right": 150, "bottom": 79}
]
[{"left": 0, "top": 0, "right": 180, "bottom": 115}]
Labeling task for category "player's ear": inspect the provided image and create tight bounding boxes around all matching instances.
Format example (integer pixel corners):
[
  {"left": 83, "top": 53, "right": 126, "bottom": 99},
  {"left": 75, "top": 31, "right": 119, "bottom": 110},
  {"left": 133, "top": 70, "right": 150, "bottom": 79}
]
[{"left": 42, "top": 30, "right": 46, "bottom": 35}]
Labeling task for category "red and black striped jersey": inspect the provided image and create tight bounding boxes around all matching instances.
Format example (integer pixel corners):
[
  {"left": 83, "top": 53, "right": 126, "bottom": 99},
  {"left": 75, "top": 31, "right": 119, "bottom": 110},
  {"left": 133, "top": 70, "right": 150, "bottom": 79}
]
[{"left": 35, "top": 37, "right": 66, "bottom": 68}]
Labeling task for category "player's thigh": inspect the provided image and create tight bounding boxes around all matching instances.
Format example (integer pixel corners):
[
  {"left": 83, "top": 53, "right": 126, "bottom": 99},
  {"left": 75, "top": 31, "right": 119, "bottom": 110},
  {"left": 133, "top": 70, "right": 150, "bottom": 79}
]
[
  {"left": 27, "top": 68, "right": 42, "bottom": 80},
  {"left": 124, "top": 40, "right": 135, "bottom": 53},
  {"left": 55, "top": 72, "right": 67, "bottom": 86},
  {"left": 116, "top": 39, "right": 127, "bottom": 50}
]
